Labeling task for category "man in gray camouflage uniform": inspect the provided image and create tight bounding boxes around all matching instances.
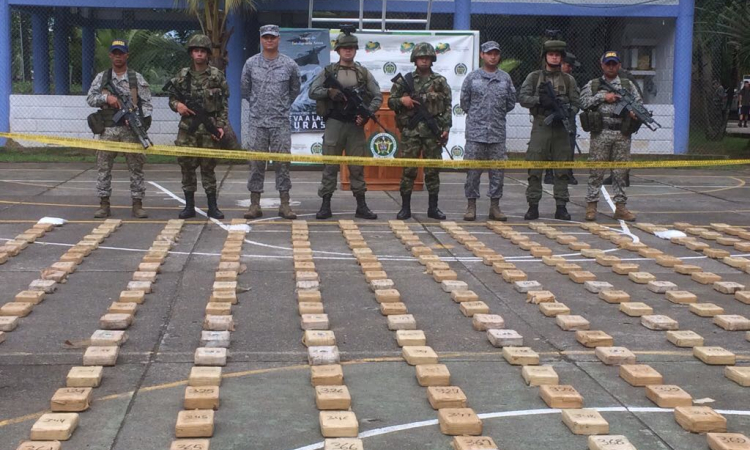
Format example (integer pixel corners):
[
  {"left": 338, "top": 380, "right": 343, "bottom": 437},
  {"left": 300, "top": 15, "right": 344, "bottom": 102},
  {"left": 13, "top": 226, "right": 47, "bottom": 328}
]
[
  {"left": 580, "top": 51, "right": 640, "bottom": 222},
  {"left": 460, "top": 41, "right": 516, "bottom": 222},
  {"left": 242, "top": 25, "right": 301, "bottom": 220},
  {"left": 86, "top": 39, "right": 152, "bottom": 218}
]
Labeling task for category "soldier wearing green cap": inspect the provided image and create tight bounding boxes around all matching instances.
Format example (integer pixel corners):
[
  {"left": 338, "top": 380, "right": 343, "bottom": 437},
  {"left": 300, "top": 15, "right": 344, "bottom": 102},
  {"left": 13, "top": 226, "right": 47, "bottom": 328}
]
[
  {"left": 167, "top": 34, "right": 228, "bottom": 219},
  {"left": 309, "top": 28, "right": 382, "bottom": 220},
  {"left": 518, "top": 39, "right": 580, "bottom": 221}
]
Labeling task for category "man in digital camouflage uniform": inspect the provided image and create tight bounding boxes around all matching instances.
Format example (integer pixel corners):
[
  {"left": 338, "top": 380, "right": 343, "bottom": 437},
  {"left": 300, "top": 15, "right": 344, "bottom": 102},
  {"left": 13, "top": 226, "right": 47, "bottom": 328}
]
[
  {"left": 459, "top": 40, "right": 516, "bottom": 222},
  {"left": 86, "top": 39, "right": 152, "bottom": 219},
  {"left": 518, "top": 39, "right": 580, "bottom": 221},
  {"left": 580, "top": 51, "right": 640, "bottom": 222},
  {"left": 309, "top": 29, "right": 381, "bottom": 220},
  {"left": 242, "top": 24, "right": 301, "bottom": 220},
  {"left": 168, "top": 34, "right": 227, "bottom": 219},
  {"left": 389, "top": 42, "right": 452, "bottom": 220}
]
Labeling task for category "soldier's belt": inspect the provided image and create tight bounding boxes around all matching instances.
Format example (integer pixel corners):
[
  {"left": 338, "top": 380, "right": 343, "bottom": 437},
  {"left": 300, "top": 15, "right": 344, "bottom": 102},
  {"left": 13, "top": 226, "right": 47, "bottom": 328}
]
[{"left": 3, "top": 132, "right": 750, "bottom": 170}]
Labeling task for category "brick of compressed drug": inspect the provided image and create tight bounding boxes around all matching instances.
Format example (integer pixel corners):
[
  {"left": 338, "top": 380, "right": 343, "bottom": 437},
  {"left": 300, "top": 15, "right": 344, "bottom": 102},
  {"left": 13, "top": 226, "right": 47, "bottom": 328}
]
[
  {"left": 619, "top": 302, "right": 653, "bottom": 317},
  {"left": 598, "top": 290, "right": 630, "bottom": 304},
  {"left": 205, "top": 303, "right": 231, "bottom": 316},
  {"left": 612, "top": 263, "right": 639, "bottom": 275},
  {"left": 0, "top": 302, "right": 33, "bottom": 317},
  {"left": 396, "top": 330, "right": 426, "bottom": 347},
  {"left": 309, "top": 346, "right": 340, "bottom": 366},
  {"left": 713, "top": 315, "right": 750, "bottom": 331},
  {"left": 28, "top": 279, "right": 56, "bottom": 293},
  {"left": 189, "top": 367, "right": 222, "bottom": 387},
  {"left": 195, "top": 348, "right": 227, "bottom": 366},
  {"left": 428, "top": 386, "right": 468, "bottom": 409},
  {"left": 214, "top": 271, "right": 238, "bottom": 283},
  {"left": 203, "top": 315, "right": 234, "bottom": 331},
  {"left": 582, "top": 250, "right": 608, "bottom": 260},
  {"left": 675, "top": 406, "right": 727, "bottom": 433},
  {"left": 641, "top": 315, "right": 679, "bottom": 331},
  {"left": 539, "top": 385, "right": 583, "bottom": 409},
  {"left": 595, "top": 347, "right": 636, "bottom": 365},
  {"left": 83, "top": 346, "right": 118, "bottom": 366},
  {"left": 692, "top": 272, "right": 722, "bottom": 285},
  {"left": 638, "top": 248, "right": 663, "bottom": 258},
  {"left": 90, "top": 330, "right": 128, "bottom": 346},
  {"left": 527, "top": 290, "right": 555, "bottom": 304},
  {"left": 68, "top": 245, "right": 93, "bottom": 256},
  {"left": 176, "top": 410, "right": 214, "bottom": 438},
  {"left": 50, "top": 262, "right": 77, "bottom": 275},
  {"left": 364, "top": 270, "right": 387, "bottom": 283},
  {"left": 705, "top": 248, "right": 731, "bottom": 259},
  {"left": 387, "top": 314, "right": 416, "bottom": 330},
  {"left": 184, "top": 386, "right": 220, "bottom": 410},
  {"left": 0, "top": 315, "right": 18, "bottom": 332},
  {"left": 142, "top": 252, "right": 167, "bottom": 264},
  {"left": 596, "top": 255, "right": 621, "bottom": 267},
  {"left": 690, "top": 303, "right": 724, "bottom": 317},
  {"left": 724, "top": 367, "right": 750, "bottom": 387},
  {"left": 487, "top": 329, "right": 523, "bottom": 347},
  {"left": 736, "top": 242, "right": 750, "bottom": 252},
  {"left": 451, "top": 436, "right": 498, "bottom": 450},
  {"left": 132, "top": 271, "right": 157, "bottom": 283},
  {"left": 30, "top": 413, "right": 79, "bottom": 441},
  {"left": 200, "top": 331, "right": 231, "bottom": 348},
  {"left": 50, "top": 387, "right": 93, "bottom": 412},
  {"left": 569, "top": 271, "right": 596, "bottom": 284},
  {"left": 299, "top": 302, "right": 325, "bottom": 315},
  {"left": 502, "top": 347, "right": 539, "bottom": 365},
  {"left": 452, "top": 290, "right": 479, "bottom": 303},
  {"left": 212, "top": 281, "right": 237, "bottom": 293},
  {"left": 647, "top": 281, "right": 678, "bottom": 294},
  {"left": 418, "top": 254, "right": 441, "bottom": 265},
  {"left": 542, "top": 256, "right": 565, "bottom": 266},
  {"left": 315, "top": 385, "right": 351, "bottom": 410},
  {"left": 556, "top": 315, "right": 590, "bottom": 331},
  {"left": 707, "top": 432, "right": 750, "bottom": 450},
  {"left": 736, "top": 291, "right": 750, "bottom": 305},
  {"left": 66, "top": 366, "right": 103, "bottom": 388},
  {"left": 569, "top": 242, "right": 591, "bottom": 251},
  {"left": 667, "top": 330, "right": 704, "bottom": 347},
  {"left": 619, "top": 364, "right": 663, "bottom": 386},
  {"left": 311, "top": 365, "right": 344, "bottom": 387},
  {"left": 539, "top": 302, "right": 571, "bottom": 317},
  {"left": 556, "top": 263, "right": 581, "bottom": 275},
  {"left": 297, "top": 290, "right": 321, "bottom": 304},
  {"left": 402, "top": 346, "right": 439, "bottom": 365},
  {"left": 370, "top": 279, "right": 394, "bottom": 292},
  {"left": 360, "top": 262, "right": 382, "bottom": 274},
  {"left": 666, "top": 290, "right": 697, "bottom": 304},
  {"left": 416, "top": 364, "right": 451, "bottom": 387},
  {"left": 556, "top": 235, "right": 578, "bottom": 245},
  {"left": 459, "top": 301, "right": 489, "bottom": 317},
  {"left": 714, "top": 281, "right": 745, "bottom": 294},
  {"left": 441, "top": 280, "right": 469, "bottom": 293},
  {"left": 40, "top": 269, "right": 67, "bottom": 283},
  {"left": 210, "top": 291, "right": 237, "bottom": 304},
  {"left": 587, "top": 435, "right": 637, "bottom": 450},
  {"left": 514, "top": 280, "right": 542, "bottom": 293},
  {"left": 530, "top": 247, "right": 553, "bottom": 257},
  {"left": 412, "top": 246, "right": 433, "bottom": 257},
  {"left": 694, "top": 346, "right": 736, "bottom": 365},
  {"left": 723, "top": 257, "right": 750, "bottom": 269},
  {"left": 584, "top": 281, "right": 614, "bottom": 294},
  {"left": 98, "top": 313, "right": 133, "bottom": 330},
  {"left": 655, "top": 255, "right": 682, "bottom": 268},
  {"left": 320, "top": 411, "right": 358, "bottom": 438},
  {"left": 492, "top": 262, "right": 517, "bottom": 273},
  {"left": 576, "top": 330, "right": 613, "bottom": 348},
  {"left": 675, "top": 264, "right": 703, "bottom": 275},
  {"left": 501, "top": 270, "right": 527, "bottom": 283},
  {"left": 301, "top": 314, "right": 329, "bottom": 330},
  {"left": 521, "top": 366, "right": 558, "bottom": 386},
  {"left": 372, "top": 289, "right": 399, "bottom": 304},
  {"left": 380, "top": 302, "right": 408, "bottom": 316},
  {"left": 483, "top": 255, "right": 506, "bottom": 266},
  {"left": 438, "top": 408, "right": 482, "bottom": 436},
  {"left": 646, "top": 385, "right": 692, "bottom": 407},
  {"left": 295, "top": 261, "right": 316, "bottom": 273},
  {"left": 127, "top": 281, "right": 152, "bottom": 293},
  {"left": 109, "top": 302, "right": 137, "bottom": 315},
  {"left": 434, "top": 270, "right": 458, "bottom": 283},
  {"left": 561, "top": 409, "right": 609, "bottom": 435},
  {"left": 119, "top": 290, "right": 145, "bottom": 304},
  {"left": 472, "top": 314, "right": 504, "bottom": 331},
  {"left": 628, "top": 272, "right": 655, "bottom": 284}
]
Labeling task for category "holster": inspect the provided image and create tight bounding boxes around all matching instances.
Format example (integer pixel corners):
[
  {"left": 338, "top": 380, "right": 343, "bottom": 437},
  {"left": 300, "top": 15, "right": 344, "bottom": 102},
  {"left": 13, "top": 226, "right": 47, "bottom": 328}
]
[{"left": 621, "top": 114, "right": 642, "bottom": 136}]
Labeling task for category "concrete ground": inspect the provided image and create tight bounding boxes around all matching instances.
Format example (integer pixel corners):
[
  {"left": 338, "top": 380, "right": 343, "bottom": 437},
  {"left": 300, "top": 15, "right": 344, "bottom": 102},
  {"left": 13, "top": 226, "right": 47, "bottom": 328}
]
[{"left": 1, "top": 162, "right": 749, "bottom": 450}]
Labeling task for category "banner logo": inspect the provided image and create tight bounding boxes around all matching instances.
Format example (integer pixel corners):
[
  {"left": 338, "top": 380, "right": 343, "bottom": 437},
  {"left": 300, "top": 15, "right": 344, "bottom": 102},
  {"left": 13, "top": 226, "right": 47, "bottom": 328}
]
[
  {"left": 365, "top": 41, "right": 382, "bottom": 53},
  {"left": 400, "top": 42, "right": 416, "bottom": 53},
  {"left": 454, "top": 63, "right": 468, "bottom": 75},
  {"left": 452, "top": 105, "right": 465, "bottom": 116},
  {"left": 369, "top": 133, "right": 398, "bottom": 158},
  {"left": 383, "top": 62, "right": 397, "bottom": 76},
  {"left": 450, "top": 145, "right": 465, "bottom": 159},
  {"left": 311, "top": 142, "right": 323, "bottom": 155},
  {"left": 436, "top": 43, "right": 451, "bottom": 54}
]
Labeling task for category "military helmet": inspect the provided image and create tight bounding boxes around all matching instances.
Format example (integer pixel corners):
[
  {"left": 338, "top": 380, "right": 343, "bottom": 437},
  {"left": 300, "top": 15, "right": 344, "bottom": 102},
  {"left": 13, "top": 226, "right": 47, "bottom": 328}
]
[
  {"left": 541, "top": 39, "right": 567, "bottom": 59},
  {"left": 410, "top": 42, "right": 437, "bottom": 63},
  {"left": 187, "top": 34, "right": 212, "bottom": 53},
  {"left": 334, "top": 32, "right": 358, "bottom": 51}
]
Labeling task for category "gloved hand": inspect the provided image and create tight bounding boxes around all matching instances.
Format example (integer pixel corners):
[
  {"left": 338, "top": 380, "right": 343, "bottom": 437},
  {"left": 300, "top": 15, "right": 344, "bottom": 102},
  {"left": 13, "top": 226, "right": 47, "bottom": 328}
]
[
  {"left": 328, "top": 88, "right": 346, "bottom": 102},
  {"left": 539, "top": 88, "right": 555, "bottom": 109}
]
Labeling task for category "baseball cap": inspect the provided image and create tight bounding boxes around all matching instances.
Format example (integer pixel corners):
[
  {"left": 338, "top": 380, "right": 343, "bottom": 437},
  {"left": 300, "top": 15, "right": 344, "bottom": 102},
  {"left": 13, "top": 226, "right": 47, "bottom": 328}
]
[
  {"left": 481, "top": 41, "right": 501, "bottom": 53},
  {"left": 601, "top": 51, "right": 621, "bottom": 64},
  {"left": 260, "top": 24, "right": 280, "bottom": 37},
  {"left": 109, "top": 40, "right": 129, "bottom": 53}
]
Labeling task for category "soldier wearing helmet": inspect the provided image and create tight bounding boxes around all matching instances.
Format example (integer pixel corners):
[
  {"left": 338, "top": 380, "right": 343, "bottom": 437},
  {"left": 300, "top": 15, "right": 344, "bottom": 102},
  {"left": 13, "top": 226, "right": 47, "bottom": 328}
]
[
  {"left": 309, "top": 28, "right": 382, "bottom": 220},
  {"left": 167, "top": 33, "right": 229, "bottom": 219},
  {"left": 518, "top": 38, "right": 580, "bottom": 221},
  {"left": 389, "top": 42, "right": 452, "bottom": 220}
]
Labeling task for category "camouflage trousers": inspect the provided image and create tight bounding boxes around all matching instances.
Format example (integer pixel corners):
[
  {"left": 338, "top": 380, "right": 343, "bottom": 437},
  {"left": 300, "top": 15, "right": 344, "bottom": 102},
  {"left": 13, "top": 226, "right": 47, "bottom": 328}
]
[
  {"left": 586, "top": 129, "right": 630, "bottom": 204},
  {"left": 176, "top": 129, "right": 220, "bottom": 194},
  {"left": 318, "top": 119, "right": 368, "bottom": 197},
  {"left": 246, "top": 126, "right": 292, "bottom": 193},
  {"left": 464, "top": 141, "right": 506, "bottom": 199},
  {"left": 96, "top": 126, "right": 146, "bottom": 199},
  {"left": 400, "top": 134, "right": 442, "bottom": 195}
]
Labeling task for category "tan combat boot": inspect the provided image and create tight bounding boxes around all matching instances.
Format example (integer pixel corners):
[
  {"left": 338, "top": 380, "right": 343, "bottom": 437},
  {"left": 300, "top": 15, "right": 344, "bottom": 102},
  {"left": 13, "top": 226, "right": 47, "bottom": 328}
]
[
  {"left": 278, "top": 191, "right": 297, "bottom": 220},
  {"left": 488, "top": 198, "right": 507, "bottom": 222},
  {"left": 94, "top": 197, "right": 111, "bottom": 218},
  {"left": 585, "top": 202, "right": 597, "bottom": 221},
  {"left": 614, "top": 202, "right": 636, "bottom": 222},
  {"left": 244, "top": 192, "right": 262, "bottom": 219},
  {"left": 463, "top": 198, "right": 477, "bottom": 221},
  {"left": 132, "top": 199, "right": 148, "bottom": 218}
]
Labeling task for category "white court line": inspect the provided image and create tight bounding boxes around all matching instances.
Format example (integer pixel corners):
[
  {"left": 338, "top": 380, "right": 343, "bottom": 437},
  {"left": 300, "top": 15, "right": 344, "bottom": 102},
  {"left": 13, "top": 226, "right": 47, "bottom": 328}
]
[
  {"left": 287, "top": 406, "right": 750, "bottom": 450},
  {"left": 600, "top": 185, "right": 640, "bottom": 244}
]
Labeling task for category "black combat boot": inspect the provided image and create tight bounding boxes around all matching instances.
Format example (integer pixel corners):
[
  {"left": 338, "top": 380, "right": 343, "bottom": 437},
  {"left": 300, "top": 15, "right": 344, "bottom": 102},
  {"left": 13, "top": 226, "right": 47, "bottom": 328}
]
[
  {"left": 569, "top": 170, "right": 578, "bottom": 185},
  {"left": 427, "top": 193, "right": 446, "bottom": 220},
  {"left": 397, "top": 193, "right": 411, "bottom": 220},
  {"left": 316, "top": 194, "right": 333, "bottom": 220},
  {"left": 543, "top": 170, "right": 554, "bottom": 185},
  {"left": 206, "top": 192, "right": 224, "bottom": 219},
  {"left": 179, "top": 191, "right": 196, "bottom": 219},
  {"left": 355, "top": 193, "right": 377, "bottom": 220},
  {"left": 555, "top": 204, "right": 571, "bottom": 221},
  {"left": 524, "top": 204, "right": 539, "bottom": 221}
]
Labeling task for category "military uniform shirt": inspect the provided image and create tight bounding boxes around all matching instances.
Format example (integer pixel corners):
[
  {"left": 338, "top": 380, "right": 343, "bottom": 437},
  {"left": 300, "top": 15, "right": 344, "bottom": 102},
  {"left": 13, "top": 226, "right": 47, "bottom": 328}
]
[
  {"left": 460, "top": 68, "right": 516, "bottom": 143},
  {"left": 580, "top": 75, "right": 642, "bottom": 127},
  {"left": 86, "top": 70, "right": 153, "bottom": 117},
  {"left": 241, "top": 53, "right": 301, "bottom": 127},
  {"left": 168, "top": 66, "right": 229, "bottom": 132},
  {"left": 388, "top": 70, "right": 452, "bottom": 138}
]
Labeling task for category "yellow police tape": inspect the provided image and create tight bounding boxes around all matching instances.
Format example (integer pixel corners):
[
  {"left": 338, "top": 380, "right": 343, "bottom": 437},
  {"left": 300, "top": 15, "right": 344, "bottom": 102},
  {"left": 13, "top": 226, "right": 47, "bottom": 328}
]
[{"left": 3, "top": 132, "right": 750, "bottom": 170}]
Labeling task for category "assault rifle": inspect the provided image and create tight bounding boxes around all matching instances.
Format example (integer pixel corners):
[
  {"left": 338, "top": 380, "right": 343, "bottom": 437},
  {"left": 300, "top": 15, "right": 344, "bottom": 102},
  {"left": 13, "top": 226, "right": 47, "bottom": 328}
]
[
  {"left": 103, "top": 79, "right": 153, "bottom": 149},
  {"left": 600, "top": 78, "right": 662, "bottom": 131},
  {"left": 542, "top": 81, "right": 582, "bottom": 154},
  {"left": 323, "top": 72, "right": 394, "bottom": 135},
  {"left": 162, "top": 80, "right": 222, "bottom": 140},
  {"left": 391, "top": 72, "right": 452, "bottom": 159}
]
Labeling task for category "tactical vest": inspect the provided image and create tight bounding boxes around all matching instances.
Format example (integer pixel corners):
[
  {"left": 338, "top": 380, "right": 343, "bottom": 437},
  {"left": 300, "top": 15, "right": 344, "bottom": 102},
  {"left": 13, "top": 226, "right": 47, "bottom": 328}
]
[
  {"left": 528, "top": 70, "right": 576, "bottom": 117},
  {"left": 315, "top": 63, "right": 373, "bottom": 120},
  {"left": 87, "top": 68, "right": 144, "bottom": 134},
  {"left": 580, "top": 77, "right": 641, "bottom": 135}
]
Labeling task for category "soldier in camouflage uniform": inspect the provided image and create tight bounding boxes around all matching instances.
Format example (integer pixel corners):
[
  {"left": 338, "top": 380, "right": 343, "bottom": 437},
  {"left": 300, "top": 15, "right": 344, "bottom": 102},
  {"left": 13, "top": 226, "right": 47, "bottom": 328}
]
[
  {"left": 86, "top": 40, "right": 152, "bottom": 219},
  {"left": 168, "top": 34, "right": 227, "bottom": 219},
  {"left": 309, "top": 29, "right": 381, "bottom": 220},
  {"left": 242, "top": 25, "right": 301, "bottom": 220},
  {"left": 518, "top": 39, "right": 580, "bottom": 221},
  {"left": 389, "top": 42, "right": 452, "bottom": 220},
  {"left": 580, "top": 51, "right": 640, "bottom": 222},
  {"left": 460, "top": 41, "right": 516, "bottom": 222}
]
